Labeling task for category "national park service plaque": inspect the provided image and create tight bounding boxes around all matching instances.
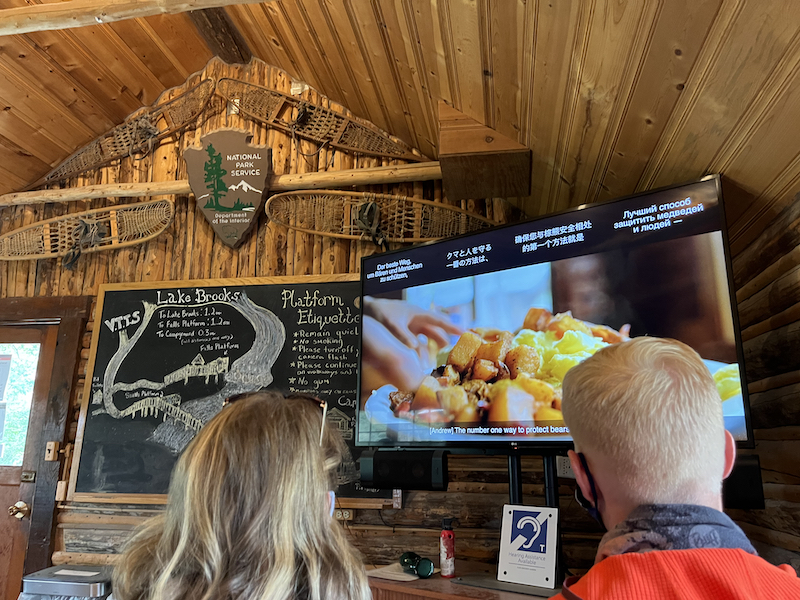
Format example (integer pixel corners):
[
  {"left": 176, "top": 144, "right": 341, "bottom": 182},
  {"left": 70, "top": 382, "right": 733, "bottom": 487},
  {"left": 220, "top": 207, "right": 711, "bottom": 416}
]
[{"left": 184, "top": 130, "right": 271, "bottom": 247}]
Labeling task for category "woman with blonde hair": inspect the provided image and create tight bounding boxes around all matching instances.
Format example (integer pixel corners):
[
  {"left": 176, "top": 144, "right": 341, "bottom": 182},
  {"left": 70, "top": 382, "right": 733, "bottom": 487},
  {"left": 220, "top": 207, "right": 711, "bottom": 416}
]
[{"left": 113, "top": 391, "right": 372, "bottom": 600}]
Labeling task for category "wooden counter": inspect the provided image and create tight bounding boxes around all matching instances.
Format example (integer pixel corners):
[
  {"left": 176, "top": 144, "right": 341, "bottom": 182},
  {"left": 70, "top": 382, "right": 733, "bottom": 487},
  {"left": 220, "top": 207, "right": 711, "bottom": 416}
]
[{"left": 368, "top": 561, "right": 560, "bottom": 599}]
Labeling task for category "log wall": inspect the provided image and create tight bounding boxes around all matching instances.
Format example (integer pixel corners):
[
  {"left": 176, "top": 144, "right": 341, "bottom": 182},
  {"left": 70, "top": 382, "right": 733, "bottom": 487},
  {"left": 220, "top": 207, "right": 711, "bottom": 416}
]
[
  {"left": 0, "top": 57, "right": 798, "bottom": 575},
  {"left": 727, "top": 195, "right": 800, "bottom": 572}
]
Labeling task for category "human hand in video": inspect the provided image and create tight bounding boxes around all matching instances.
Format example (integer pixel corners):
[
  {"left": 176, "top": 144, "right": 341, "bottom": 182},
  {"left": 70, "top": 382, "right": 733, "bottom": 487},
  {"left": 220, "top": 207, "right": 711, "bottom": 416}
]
[
  {"left": 362, "top": 316, "right": 431, "bottom": 392},
  {"left": 363, "top": 297, "right": 462, "bottom": 350}
]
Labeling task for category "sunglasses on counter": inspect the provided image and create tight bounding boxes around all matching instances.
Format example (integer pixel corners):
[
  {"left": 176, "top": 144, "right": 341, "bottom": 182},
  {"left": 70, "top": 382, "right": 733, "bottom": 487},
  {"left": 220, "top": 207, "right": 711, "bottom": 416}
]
[
  {"left": 223, "top": 392, "right": 328, "bottom": 446},
  {"left": 399, "top": 552, "right": 435, "bottom": 579}
]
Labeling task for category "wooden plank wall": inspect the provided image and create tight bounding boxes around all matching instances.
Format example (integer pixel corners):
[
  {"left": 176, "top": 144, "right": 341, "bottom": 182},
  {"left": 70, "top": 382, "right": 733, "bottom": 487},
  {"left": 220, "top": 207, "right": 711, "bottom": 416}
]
[{"left": 0, "top": 57, "right": 798, "bottom": 575}]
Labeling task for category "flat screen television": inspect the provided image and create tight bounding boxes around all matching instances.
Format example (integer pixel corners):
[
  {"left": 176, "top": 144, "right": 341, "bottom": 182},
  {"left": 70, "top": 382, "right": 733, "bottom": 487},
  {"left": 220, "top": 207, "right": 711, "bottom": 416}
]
[{"left": 356, "top": 175, "right": 753, "bottom": 448}]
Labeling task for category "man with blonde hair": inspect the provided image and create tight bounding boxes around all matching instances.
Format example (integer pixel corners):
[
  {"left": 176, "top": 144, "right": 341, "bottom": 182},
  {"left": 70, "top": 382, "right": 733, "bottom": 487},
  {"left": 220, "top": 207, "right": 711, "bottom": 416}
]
[{"left": 553, "top": 337, "right": 800, "bottom": 599}]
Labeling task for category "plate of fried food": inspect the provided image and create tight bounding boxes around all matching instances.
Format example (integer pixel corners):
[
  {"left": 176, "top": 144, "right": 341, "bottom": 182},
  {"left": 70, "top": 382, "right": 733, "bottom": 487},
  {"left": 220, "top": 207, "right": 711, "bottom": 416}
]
[{"left": 364, "top": 307, "right": 743, "bottom": 441}]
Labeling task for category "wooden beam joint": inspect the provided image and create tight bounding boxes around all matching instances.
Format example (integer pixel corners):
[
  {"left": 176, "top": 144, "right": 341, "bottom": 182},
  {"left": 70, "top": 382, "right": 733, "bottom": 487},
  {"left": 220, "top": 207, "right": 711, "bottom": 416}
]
[{"left": 438, "top": 101, "right": 531, "bottom": 201}]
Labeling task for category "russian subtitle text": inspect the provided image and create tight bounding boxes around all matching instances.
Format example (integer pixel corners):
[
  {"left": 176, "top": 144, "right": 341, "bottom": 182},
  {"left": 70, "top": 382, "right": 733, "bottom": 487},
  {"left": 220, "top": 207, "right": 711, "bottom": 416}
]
[{"left": 613, "top": 197, "right": 704, "bottom": 233}]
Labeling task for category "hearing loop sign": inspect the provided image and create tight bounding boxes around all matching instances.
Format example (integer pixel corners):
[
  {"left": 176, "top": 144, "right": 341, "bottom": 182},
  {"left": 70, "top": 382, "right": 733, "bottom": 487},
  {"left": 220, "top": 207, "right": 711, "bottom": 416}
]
[{"left": 497, "top": 505, "right": 558, "bottom": 589}]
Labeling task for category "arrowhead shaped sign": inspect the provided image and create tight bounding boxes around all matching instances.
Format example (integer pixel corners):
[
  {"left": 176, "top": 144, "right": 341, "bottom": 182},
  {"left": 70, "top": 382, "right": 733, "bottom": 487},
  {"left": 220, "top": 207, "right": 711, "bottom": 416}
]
[{"left": 184, "top": 129, "right": 272, "bottom": 247}]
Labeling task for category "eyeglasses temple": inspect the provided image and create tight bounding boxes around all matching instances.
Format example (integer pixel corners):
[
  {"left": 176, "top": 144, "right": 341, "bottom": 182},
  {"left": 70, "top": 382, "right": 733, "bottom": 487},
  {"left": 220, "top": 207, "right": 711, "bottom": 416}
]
[{"left": 319, "top": 400, "right": 328, "bottom": 446}]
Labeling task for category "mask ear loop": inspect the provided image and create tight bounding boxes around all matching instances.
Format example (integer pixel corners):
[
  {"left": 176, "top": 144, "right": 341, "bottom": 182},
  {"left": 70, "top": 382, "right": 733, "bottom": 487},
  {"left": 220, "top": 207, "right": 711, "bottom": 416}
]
[
  {"left": 328, "top": 490, "right": 336, "bottom": 518},
  {"left": 575, "top": 452, "right": 605, "bottom": 529}
]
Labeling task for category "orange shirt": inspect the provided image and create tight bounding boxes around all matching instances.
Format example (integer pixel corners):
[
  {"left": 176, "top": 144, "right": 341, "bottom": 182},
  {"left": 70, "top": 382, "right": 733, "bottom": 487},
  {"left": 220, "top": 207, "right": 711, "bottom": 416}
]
[{"left": 553, "top": 548, "right": 800, "bottom": 599}]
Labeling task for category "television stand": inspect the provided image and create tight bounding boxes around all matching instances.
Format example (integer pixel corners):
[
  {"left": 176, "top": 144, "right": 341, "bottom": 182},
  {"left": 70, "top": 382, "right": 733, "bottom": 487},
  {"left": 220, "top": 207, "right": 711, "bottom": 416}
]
[
  {"left": 507, "top": 452, "right": 559, "bottom": 508},
  {"left": 454, "top": 451, "right": 564, "bottom": 595}
]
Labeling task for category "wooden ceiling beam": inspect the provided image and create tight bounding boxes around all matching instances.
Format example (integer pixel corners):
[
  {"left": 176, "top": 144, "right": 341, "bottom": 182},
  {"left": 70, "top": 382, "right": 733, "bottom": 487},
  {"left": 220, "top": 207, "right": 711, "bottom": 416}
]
[
  {"left": 188, "top": 8, "right": 251, "bottom": 64},
  {"left": 438, "top": 101, "right": 532, "bottom": 201},
  {"left": 0, "top": 0, "right": 273, "bottom": 37}
]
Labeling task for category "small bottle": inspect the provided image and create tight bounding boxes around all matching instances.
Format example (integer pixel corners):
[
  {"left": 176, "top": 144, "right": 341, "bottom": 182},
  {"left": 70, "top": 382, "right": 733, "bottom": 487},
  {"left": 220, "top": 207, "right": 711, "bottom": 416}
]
[{"left": 440, "top": 517, "right": 456, "bottom": 578}]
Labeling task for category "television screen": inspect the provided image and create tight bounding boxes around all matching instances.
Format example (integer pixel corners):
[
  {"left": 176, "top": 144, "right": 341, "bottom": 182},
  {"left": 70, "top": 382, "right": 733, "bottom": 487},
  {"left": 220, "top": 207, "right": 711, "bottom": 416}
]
[{"left": 357, "top": 175, "right": 752, "bottom": 447}]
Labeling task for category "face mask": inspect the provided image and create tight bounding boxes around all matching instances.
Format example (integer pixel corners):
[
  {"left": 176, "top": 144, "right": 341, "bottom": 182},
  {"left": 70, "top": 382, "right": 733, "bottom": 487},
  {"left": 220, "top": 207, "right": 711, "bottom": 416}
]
[
  {"left": 328, "top": 490, "right": 336, "bottom": 518},
  {"left": 574, "top": 452, "right": 605, "bottom": 530}
]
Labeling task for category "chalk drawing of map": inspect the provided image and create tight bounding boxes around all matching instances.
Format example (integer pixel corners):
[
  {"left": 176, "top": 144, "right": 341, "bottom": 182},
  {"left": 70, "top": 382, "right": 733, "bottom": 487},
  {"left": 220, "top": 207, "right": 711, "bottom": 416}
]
[{"left": 91, "top": 292, "right": 285, "bottom": 453}]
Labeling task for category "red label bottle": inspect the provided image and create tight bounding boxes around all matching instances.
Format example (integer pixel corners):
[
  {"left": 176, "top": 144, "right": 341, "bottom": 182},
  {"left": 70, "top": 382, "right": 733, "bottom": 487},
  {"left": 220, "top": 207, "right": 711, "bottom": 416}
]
[{"left": 440, "top": 517, "right": 455, "bottom": 577}]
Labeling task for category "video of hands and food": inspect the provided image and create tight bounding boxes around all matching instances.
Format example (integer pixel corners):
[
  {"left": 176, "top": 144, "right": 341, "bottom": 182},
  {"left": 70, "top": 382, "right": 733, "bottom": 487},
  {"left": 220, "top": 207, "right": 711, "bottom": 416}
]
[{"left": 357, "top": 177, "right": 749, "bottom": 446}]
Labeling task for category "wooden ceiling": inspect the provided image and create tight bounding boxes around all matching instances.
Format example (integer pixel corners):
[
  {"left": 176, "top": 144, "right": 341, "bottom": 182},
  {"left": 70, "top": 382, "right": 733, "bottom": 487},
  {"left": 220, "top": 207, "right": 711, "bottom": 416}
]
[{"left": 1, "top": 0, "right": 799, "bottom": 254}]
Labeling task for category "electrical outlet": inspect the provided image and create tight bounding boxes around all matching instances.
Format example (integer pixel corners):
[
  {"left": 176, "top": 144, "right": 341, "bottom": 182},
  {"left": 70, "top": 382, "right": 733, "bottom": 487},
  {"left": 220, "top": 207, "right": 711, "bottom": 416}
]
[
  {"left": 334, "top": 509, "right": 353, "bottom": 521},
  {"left": 556, "top": 456, "right": 575, "bottom": 479}
]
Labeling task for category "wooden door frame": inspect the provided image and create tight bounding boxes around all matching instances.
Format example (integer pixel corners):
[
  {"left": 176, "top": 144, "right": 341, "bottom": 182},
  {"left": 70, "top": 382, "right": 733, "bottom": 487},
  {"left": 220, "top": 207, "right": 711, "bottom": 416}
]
[{"left": 0, "top": 296, "right": 91, "bottom": 574}]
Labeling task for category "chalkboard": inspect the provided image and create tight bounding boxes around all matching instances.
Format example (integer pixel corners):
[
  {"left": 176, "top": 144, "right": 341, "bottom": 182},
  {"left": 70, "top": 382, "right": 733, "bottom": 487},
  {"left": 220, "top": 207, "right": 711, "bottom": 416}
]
[{"left": 70, "top": 275, "right": 391, "bottom": 504}]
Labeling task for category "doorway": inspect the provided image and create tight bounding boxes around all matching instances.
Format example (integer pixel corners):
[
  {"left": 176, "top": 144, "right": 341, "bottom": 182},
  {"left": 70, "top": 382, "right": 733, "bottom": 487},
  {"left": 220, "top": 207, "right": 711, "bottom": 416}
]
[{"left": 0, "top": 297, "right": 90, "bottom": 600}]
